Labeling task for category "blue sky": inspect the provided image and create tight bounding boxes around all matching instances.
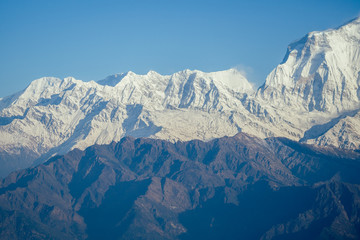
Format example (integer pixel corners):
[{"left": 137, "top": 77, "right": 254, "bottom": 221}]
[{"left": 0, "top": 0, "right": 359, "bottom": 97}]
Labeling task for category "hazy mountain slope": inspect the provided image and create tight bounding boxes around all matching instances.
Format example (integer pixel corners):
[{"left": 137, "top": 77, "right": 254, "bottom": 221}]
[{"left": 0, "top": 133, "right": 359, "bottom": 239}]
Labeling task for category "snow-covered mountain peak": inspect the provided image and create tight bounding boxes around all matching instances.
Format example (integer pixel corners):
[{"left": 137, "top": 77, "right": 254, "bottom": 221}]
[
  {"left": 146, "top": 70, "right": 163, "bottom": 77},
  {"left": 169, "top": 68, "right": 254, "bottom": 94},
  {"left": 23, "top": 76, "right": 80, "bottom": 93},
  {"left": 208, "top": 68, "right": 254, "bottom": 93},
  {"left": 17, "top": 77, "right": 75, "bottom": 103},
  {"left": 258, "top": 17, "right": 360, "bottom": 113},
  {"left": 97, "top": 72, "right": 130, "bottom": 87},
  {"left": 26, "top": 77, "right": 62, "bottom": 91}
]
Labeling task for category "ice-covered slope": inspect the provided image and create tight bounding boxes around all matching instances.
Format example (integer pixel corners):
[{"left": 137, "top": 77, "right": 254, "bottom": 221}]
[{"left": 257, "top": 17, "right": 360, "bottom": 113}]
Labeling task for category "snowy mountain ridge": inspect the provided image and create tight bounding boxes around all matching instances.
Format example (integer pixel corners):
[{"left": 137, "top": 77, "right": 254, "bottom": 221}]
[
  {"left": 0, "top": 17, "right": 360, "bottom": 177},
  {"left": 0, "top": 68, "right": 268, "bottom": 176}
]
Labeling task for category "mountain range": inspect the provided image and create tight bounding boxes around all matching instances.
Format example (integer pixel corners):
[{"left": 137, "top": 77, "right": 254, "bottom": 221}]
[
  {"left": 1, "top": 133, "right": 360, "bottom": 239},
  {"left": 1, "top": 18, "right": 360, "bottom": 177},
  {"left": 0, "top": 17, "right": 360, "bottom": 178},
  {"left": 0, "top": 17, "right": 360, "bottom": 240}
]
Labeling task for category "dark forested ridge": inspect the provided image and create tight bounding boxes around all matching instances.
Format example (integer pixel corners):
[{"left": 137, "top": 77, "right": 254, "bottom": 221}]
[{"left": 0, "top": 133, "right": 360, "bottom": 239}]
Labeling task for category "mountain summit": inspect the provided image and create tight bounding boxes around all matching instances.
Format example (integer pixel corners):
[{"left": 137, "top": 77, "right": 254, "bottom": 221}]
[{"left": 258, "top": 17, "right": 360, "bottom": 112}]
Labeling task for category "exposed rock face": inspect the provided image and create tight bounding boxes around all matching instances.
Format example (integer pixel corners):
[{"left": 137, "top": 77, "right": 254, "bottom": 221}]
[{"left": 0, "top": 133, "right": 359, "bottom": 239}]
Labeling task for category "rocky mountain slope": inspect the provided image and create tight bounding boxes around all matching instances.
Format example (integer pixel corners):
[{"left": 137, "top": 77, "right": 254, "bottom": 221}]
[
  {"left": 0, "top": 17, "right": 359, "bottom": 177},
  {"left": 0, "top": 133, "right": 360, "bottom": 239}
]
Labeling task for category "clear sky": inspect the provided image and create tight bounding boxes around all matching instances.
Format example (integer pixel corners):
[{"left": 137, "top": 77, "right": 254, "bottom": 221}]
[{"left": 0, "top": 0, "right": 359, "bottom": 97}]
